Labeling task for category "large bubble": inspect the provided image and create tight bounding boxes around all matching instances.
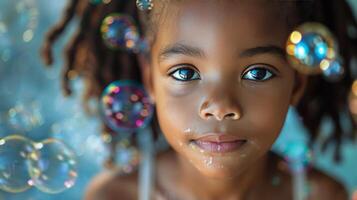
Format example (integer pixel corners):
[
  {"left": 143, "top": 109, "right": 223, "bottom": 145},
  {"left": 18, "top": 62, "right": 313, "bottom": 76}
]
[
  {"left": 0, "top": 135, "right": 35, "bottom": 193},
  {"left": 27, "top": 138, "right": 78, "bottom": 194},
  {"left": 101, "top": 80, "right": 154, "bottom": 134},
  {"left": 286, "top": 23, "right": 338, "bottom": 75}
]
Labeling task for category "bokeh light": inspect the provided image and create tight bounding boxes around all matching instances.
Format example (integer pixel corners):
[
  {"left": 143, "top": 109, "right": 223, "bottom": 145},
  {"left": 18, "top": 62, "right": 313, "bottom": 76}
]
[
  {"left": 322, "top": 59, "right": 344, "bottom": 81},
  {"left": 6, "top": 101, "right": 44, "bottom": 132},
  {"left": 0, "top": 0, "right": 39, "bottom": 64}
]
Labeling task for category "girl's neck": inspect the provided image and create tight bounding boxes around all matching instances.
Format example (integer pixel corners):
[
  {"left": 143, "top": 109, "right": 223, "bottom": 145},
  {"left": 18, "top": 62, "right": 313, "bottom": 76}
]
[{"left": 169, "top": 151, "right": 270, "bottom": 200}]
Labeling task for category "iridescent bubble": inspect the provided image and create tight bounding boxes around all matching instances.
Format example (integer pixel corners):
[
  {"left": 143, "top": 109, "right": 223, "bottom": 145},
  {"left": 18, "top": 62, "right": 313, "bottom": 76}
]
[
  {"left": 27, "top": 138, "right": 78, "bottom": 194},
  {"left": 115, "top": 139, "right": 140, "bottom": 174},
  {"left": 101, "top": 14, "right": 140, "bottom": 51},
  {"left": 321, "top": 59, "right": 344, "bottom": 81},
  {"left": 286, "top": 23, "right": 338, "bottom": 75},
  {"left": 0, "top": 0, "right": 38, "bottom": 43},
  {"left": 0, "top": 135, "right": 36, "bottom": 193},
  {"left": 6, "top": 102, "right": 44, "bottom": 131},
  {"left": 136, "top": 0, "right": 154, "bottom": 11},
  {"left": 101, "top": 80, "right": 154, "bottom": 133}
]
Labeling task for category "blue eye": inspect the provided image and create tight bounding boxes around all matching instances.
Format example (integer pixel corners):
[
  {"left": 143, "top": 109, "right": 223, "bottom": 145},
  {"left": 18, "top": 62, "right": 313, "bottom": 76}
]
[
  {"left": 170, "top": 67, "right": 200, "bottom": 81},
  {"left": 242, "top": 68, "right": 275, "bottom": 81}
]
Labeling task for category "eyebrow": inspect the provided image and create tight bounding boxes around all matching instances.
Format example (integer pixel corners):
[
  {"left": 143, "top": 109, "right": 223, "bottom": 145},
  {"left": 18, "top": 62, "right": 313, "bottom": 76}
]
[
  {"left": 239, "top": 45, "right": 286, "bottom": 59},
  {"left": 159, "top": 43, "right": 205, "bottom": 61},
  {"left": 158, "top": 43, "right": 286, "bottom": 61}
]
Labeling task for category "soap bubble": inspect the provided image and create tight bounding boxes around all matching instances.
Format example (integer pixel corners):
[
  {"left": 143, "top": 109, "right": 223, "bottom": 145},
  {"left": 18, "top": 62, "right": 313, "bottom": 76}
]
[
  {"left": 0, "top": 135, "right": 36, "bottom": 193},
  {"left": 101, "top": 13, "right": 140, "bottom": 51},
  {"left": 136, "top": 0, "right": 154, "bottom": 11},
  {"left": 286, "top": 23, "right": 338, "bottom": 75},
  {"left": 101, "top": 80, "right": 154, "bottom": 133},
  {"left": 115, "top": 139, "right": 140, "bottom": 174},
  {"left": 6, "top": 102, "right": 44, "bottom": 131},
  {"left": 27, "top": 138, "right": 78, "bottom": 194}
]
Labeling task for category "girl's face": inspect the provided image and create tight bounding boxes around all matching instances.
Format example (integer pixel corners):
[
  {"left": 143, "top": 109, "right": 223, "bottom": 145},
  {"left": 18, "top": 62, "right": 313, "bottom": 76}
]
[{"left": 143, "top": 0, "right": 306, "bottom": 178}]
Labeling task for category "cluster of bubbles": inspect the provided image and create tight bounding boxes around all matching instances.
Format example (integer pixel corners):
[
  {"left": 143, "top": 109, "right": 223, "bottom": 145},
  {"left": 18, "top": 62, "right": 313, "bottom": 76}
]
[
  {"left": 101, "top": 80, "right": 154, "bottom": 134},
  {"left": 0, "top": 0, "right": 39, "bottom": 62},
  {"left": 136, "top": 0, "right": 154, "bottom": 11},
  {"left": 0, "top": 135, "right": 77, "bottom": 194},
  {"left": 286, "top": 22, "right": 344, "bottom": 81},
  {"left": 4, "top": 101, "right": 44, "bottom": 132},
  {"left": 100, "top": 13, "right": 148, "bottom": 53}
]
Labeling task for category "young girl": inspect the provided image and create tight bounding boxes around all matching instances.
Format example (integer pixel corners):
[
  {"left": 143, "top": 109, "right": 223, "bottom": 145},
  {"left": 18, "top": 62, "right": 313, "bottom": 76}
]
[{"left": 42, "top": 0, "right": 357, "bottom": 199}]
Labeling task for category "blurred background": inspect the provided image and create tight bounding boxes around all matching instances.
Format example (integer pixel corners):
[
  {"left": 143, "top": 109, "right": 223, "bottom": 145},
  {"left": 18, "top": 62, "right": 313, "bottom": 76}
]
[{"left": 0, "top": 0, "right": 356, "bottom": 199}]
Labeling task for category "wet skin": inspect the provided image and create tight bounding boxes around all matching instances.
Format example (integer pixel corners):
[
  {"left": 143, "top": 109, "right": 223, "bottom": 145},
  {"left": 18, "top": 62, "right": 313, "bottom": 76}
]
[{"left": 139, "top": 0, "right": 306, "bottom": 199}]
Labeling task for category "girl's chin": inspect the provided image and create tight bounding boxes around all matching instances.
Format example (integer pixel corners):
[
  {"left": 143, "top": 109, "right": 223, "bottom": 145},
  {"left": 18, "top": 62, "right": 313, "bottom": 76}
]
[
  {"left": 192, "top": 160, "right": 247, "bottom": 180},
  {"left": 196, "top": 166, "right": 242, "bottom": 180}
]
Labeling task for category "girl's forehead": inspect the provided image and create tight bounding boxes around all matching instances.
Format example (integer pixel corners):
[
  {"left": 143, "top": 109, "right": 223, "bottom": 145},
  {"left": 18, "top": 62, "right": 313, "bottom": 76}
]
[{"left": 152, "top": 0, "right": 291, "bottom": 57}]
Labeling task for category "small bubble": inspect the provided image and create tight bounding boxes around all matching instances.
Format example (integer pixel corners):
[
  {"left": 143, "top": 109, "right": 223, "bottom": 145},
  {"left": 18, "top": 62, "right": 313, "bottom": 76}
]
[
  {"left": 101, "top": 81, "right": 154, "bottom": 132},
  {"left": 204, "top": 157, "right": 213, "bottom": 166}
]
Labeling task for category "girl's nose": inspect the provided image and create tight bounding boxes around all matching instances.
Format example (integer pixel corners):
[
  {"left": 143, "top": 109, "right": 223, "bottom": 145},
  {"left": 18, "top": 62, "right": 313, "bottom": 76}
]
[{"left": 199, "top": 95, "right": 242, "bottom": 121}]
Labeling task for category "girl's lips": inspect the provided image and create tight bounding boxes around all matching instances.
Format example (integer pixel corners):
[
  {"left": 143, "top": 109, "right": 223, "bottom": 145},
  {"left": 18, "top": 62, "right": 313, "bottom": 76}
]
[{"left": 192, "top": 134, "right": 247, "bottom": 153}]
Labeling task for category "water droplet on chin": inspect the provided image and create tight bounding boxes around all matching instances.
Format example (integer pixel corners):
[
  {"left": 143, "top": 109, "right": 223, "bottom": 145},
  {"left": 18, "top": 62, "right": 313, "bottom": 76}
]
[{"left": 204, "top": 157, "right": 213, "bottom": 167}]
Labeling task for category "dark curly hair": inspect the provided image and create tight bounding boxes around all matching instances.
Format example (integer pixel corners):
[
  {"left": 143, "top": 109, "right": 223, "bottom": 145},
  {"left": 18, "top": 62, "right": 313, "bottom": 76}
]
[{"left": 41, "top": 0, "right": 357, "bottom": 166}]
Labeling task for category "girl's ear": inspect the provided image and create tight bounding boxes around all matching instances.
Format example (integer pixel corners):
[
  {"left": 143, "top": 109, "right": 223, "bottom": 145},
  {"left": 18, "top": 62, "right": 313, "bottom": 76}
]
[
  {"left": 137, "top": 54, "right": 156, "bottom": 103},
  {"left": 290, "top": 72, "right": 308, "bottom": 106}
]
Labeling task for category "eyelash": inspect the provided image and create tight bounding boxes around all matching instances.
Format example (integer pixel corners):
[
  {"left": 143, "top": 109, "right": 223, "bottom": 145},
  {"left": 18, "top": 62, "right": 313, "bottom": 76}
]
[
  {"left": 242, "top": 67, "right": 276, "bottom": 81},
  {"left": 168, "top": 65, "right": 276, "bottom": 82},
  {"left": 169, "top": 66, "right": 201, "bottom": 82}
]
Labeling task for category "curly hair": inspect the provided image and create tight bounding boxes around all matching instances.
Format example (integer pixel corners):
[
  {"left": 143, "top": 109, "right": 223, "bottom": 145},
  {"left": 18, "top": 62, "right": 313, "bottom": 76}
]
[{"left": 41, "top": 0, "right": 357, "bottom": 165}]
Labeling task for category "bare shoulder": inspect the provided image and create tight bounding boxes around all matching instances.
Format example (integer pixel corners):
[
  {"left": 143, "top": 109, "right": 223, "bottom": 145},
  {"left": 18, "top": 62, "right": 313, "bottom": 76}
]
[
  {"left": 306, "top": 168, "right": 348, "bottom": 200},
  {"left": 269, "top": 152, "right": 348, "bottom": 200},
  {"left": 83, "top": 170, "right": 139, "bottom": 200}
]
